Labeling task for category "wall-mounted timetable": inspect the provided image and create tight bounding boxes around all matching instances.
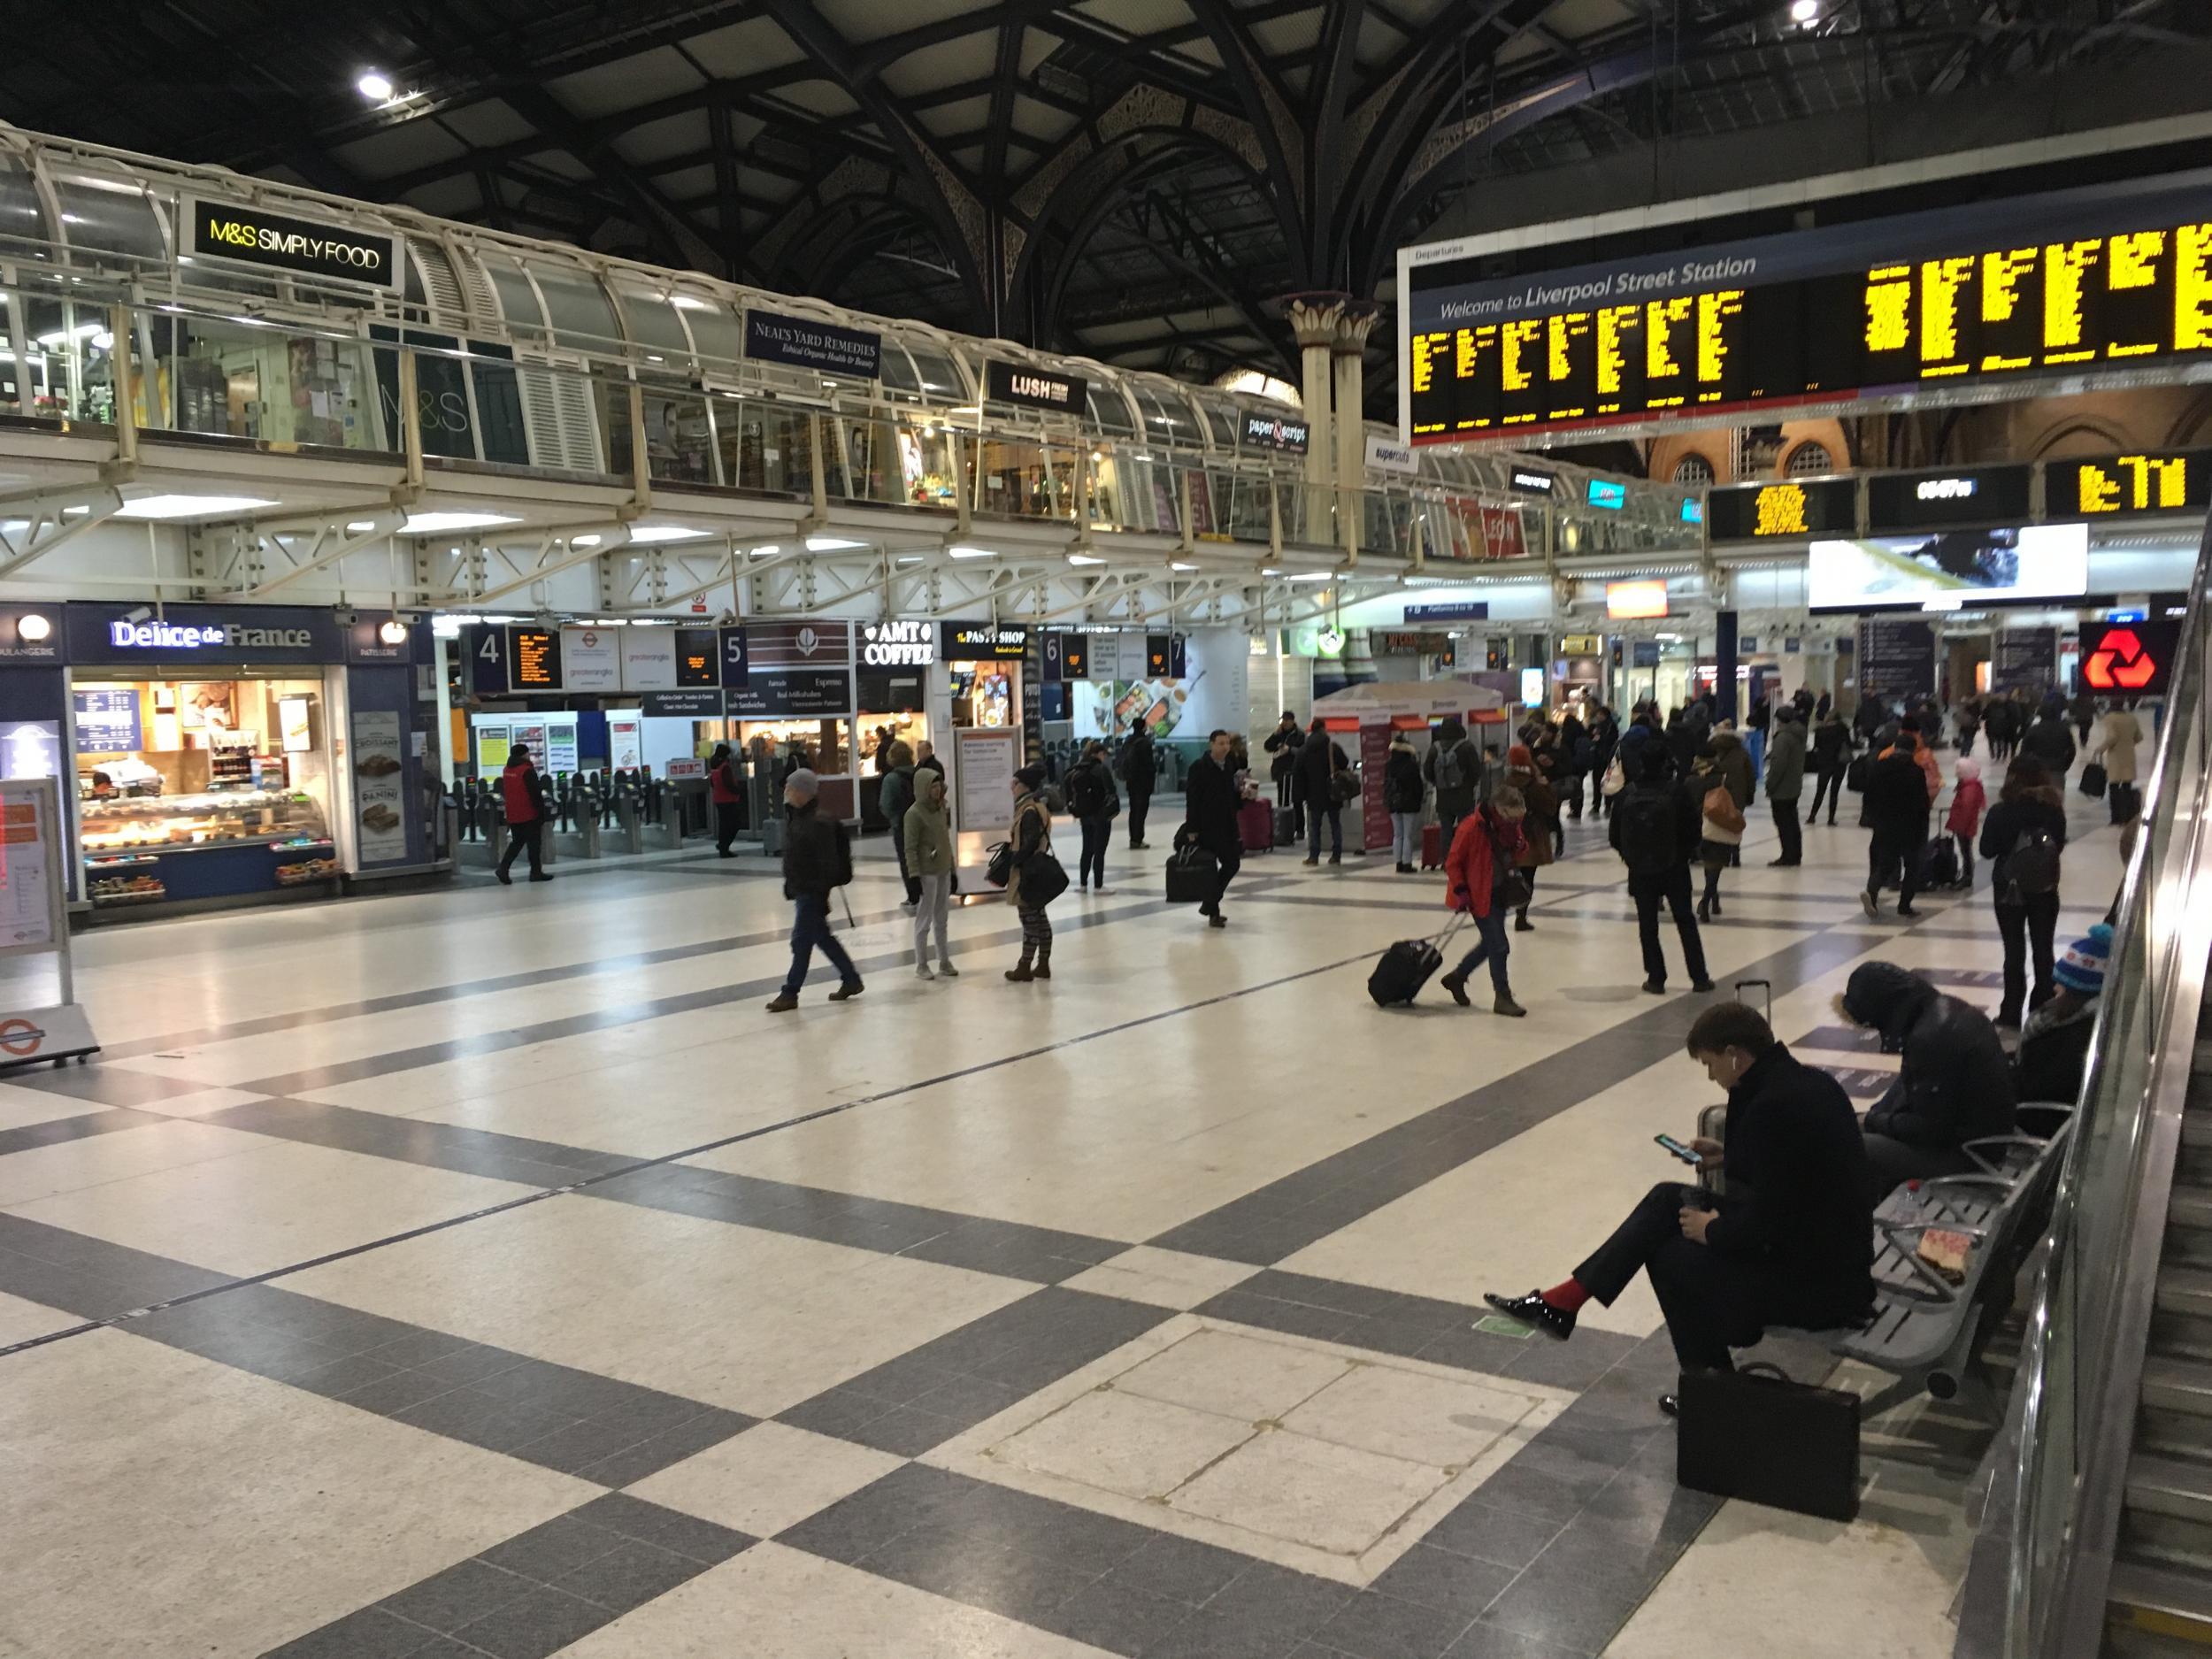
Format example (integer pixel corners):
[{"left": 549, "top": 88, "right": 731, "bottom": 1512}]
[{"left": 1401, "top": 169, "right": 2212, "bottom": 442}]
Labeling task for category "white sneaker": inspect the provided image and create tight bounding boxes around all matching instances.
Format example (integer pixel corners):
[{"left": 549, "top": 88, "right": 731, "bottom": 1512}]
[
  {"left": 937, "top": 961, "right": 960, "bottom": 977},
  {"left": 1093, "top": 885, "right": 1113, "bottom": 895},
  {"left": 915, "top": 964, "right": 936, "bottom": 981}
]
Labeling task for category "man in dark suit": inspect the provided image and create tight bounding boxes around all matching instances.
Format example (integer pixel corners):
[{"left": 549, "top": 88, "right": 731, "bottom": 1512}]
[
  {"left": 1182, "top": 728, "right": 1241, "bottom": 929},
  {"left": 1483, "top": 1002, "right": 1876, "bottom": 1415}
]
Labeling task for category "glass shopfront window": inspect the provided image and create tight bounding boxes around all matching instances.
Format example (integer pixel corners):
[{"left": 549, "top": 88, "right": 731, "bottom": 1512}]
[
  {"left": 604, "top": 382, "right": 717, "bottom": 485},
  {"left": 163, "top": 314, "right": 387, "bottom": 450}
]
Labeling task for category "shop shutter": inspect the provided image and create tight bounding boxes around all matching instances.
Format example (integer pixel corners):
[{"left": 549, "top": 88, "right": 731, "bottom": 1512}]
[{"left": 513, "top": 365, "right": 603, "bottom": 473}]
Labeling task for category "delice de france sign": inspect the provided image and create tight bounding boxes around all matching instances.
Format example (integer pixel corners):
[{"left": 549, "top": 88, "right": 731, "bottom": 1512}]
[{"left": 108, "top": 618, "right": 313, "bottom": 650}]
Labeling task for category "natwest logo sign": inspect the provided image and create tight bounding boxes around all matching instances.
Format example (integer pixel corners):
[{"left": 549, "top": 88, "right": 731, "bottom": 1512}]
[
  {"left": 861, "top": 620, "right": 935, "bottom": 667},
  {"left": 2081, "top": 619, "right": 2180, "bottom": 697},
  {"left": 109, "top": 618, "right": 314, "bottom": 650}
]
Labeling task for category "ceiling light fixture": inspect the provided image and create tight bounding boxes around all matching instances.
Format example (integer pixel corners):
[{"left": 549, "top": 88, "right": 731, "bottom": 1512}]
[
  {"left": 113, "top": 493, "right": 277, "bottom": 521},
  {"left": 624, "top": 525, "right": 711, "bottom": 544},
  {"left": 378, "top": 619, "right": 409, "bottom": 645},
  {"left": 804, "top": 534, "right": 868, "bottom": 551},
  {"left": 1068, "top": 553, "right": 1104, "bottom": 566},
  {"left": 947, "top": 545, "right": 995, "bottom": 559},
  {"left": 357, "top": 72, "right": 396, "bottom": 102},
  {"left": 1790, "top": 0, "right": 1818, "bottom": 20},
  {"left": 398, "top": 510, "right": 521, "bottom": 534}
]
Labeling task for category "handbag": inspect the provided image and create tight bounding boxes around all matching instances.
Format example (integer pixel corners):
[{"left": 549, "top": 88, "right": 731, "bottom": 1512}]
[
  {"left": 1494, "top": 868, "right": 1532, "bottom": 911},
  {"left": 1677, "top": 1362, "right": 1860, "bottom": 1521},
  {"left": 2078, "top": 761, "right": 2108, "bottom": 799},
  {"left": 1330, "top": 767, "right": 1361, "bottom": 805},
  {"left": 1019, "top": 849, "right": 1069, "bottom": 908},
  {"left": 1164, "top": 842, "right": 1217, "bottom": 905},
  {"left": 985, "top": 840, "right": 1013, "bottom": 888}
]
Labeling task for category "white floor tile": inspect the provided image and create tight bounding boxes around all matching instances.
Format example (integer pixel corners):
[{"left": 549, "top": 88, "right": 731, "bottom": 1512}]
[{"left": 625, "top": 1422, "right": 906, "bottom": 1539}]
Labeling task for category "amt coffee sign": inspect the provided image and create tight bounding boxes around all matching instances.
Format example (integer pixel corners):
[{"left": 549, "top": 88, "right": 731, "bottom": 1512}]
[{"left": 860, "top": 620, "right": 934, "bottom": 667}]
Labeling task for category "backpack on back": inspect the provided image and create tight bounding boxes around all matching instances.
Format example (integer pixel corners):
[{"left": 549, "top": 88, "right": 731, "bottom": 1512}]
[
  {"left": 2008, "top": 827, "right": 2061, "bottom": 897},
  {"left": 1434, "top": 741, "right": 1465, "bottom": 794},
  {"left": 1616, "top": 788, "right": 1677, "bottom": 876},
  {"left": 1066, "top": 764, "right": 1104, "bottom": 818}
]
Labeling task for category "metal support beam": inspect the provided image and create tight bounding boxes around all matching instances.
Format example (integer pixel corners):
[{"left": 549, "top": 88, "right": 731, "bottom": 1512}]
[{"left": 0, "top": 484, "right": 127, "bottom": 581}]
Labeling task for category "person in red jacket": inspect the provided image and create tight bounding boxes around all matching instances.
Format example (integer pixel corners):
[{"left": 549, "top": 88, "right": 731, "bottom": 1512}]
[
  {"left": 1944, "top": 756, "right": 1985, "bottom": 892},
  {"left": 495, "top": 744, "right": 553, "bottom": 885},
  {"left": 1437, "top": 784, "right": 1529, "bottom": 1018},
  {"left": 709, "top": 741, "right": 744, "bottom": 857}
]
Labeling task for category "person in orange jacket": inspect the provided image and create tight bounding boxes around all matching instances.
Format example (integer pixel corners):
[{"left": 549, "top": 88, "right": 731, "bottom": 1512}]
[
  {"left": 1884, "top": 714, "right": 1943, "bottom": 804},
  {"left": 1944, "top": 757, "right": 1985, "bottom": 892},
  {"left": 1437, "top": 785, "right": 1530, "bottom": 1018}
]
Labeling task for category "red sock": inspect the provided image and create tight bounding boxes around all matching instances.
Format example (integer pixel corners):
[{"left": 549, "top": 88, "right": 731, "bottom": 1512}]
[{"left": 1541, "top": 1279, "right": 1591, "bottom": 1313}]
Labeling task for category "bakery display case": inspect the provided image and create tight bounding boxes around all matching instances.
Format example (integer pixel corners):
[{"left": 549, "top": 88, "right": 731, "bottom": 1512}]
[{"left": 81, "top": 787, "right": 334, "bottom": 907}]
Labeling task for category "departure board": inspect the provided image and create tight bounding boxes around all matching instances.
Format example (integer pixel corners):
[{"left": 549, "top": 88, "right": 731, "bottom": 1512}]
[
  {"left": 509, "top": 627, "right": 561, "bottom": 691},
  {"left": 2051, "top": 448, "right": 2212, "bottom": 518},
  {"left": 1705, "top": 478, "right": 1856, "bottom": 542},
  {"left": 1402, "top": 170, "right": 2212, "bottom": 442}
]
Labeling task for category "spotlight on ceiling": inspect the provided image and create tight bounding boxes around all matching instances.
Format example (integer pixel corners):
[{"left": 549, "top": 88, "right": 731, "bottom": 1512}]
[
  {"left": 1789, "top": 0, "right": 1818, "bottom": 21},
  {"left": 357, "top": 72, "right": 396, "bottom": 102}
]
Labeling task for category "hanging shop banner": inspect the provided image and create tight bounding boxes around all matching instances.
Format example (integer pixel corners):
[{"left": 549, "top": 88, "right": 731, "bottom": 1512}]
[
  {"left": 508, "top": 627, "right": 562, "bottom": 693},
  {"left": 1404, "top": 602, "right": 1490, "bottom": 622},
  {"left": 0, "top": 606, "right": 62, "bottom": 664},
  {"left": 1242, "top": 412, "right": 1310, "bottom": 453},
  {"left": 1864, "top": 465, "right": 2033, "bottom": 534},
  {"left": 941, "top": 621, "right": 1029, "bottom": 660},
  {"left": 1365, "top": 434, "right": 1417, "bottom": 474},
  {"left": 1857, "top": 618, "right": 1939, "bottom": 701},
  {"left": 986, "top": 361, "right": 1087, "bottom": 412},
  {"left": 742, "top": 309, "right": 881, "bottom": 379},
  {"left": 730, "top": 620, "right": 852, "bottom": 717},
  {"left": 2051, "top": 448, "right": 2212, "bottom": 519},
  {"left": 1481, "top": 504, "right": 1526, "bottom": 559},
  {"left": 346, "top": 613, "right": 411, "bottom": 664},
  {"left": 180, "top": 195, "right": 404, "bottom": 293},
  {"left": 858, "top": 620, "right": 934, "bottom": 668},
  {"left": 620, "top": 628, "right": 677, "bottom": 692},
  {"left": 1706, "top": 478, "right": 1856, "bottom": 541},
  {"left": 1992, "top": 627, "right": 2058, "bottom": 693},
  {"left": 1508, "top": 467, "right": 1558, "bottom": 496},
  {"left": 560, "top": 626, "right": 622, "bottom": 694},
  {"left": 349, "top": 710, "right": 407, "bottom": 864}
]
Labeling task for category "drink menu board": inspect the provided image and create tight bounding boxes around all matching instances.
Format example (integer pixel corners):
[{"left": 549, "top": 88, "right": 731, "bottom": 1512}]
[{"left": 73, "top": 690, "right": 142, "bottom": 753}]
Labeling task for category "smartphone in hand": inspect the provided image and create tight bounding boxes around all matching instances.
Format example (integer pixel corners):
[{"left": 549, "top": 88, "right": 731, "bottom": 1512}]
[{"left": 1654, "top": 1133, "right": 1702, "bottom": 1166}]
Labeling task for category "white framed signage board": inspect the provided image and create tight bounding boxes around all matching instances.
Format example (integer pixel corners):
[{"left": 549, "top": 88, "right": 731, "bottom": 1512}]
[{"left": 0, "top": 780, "right": 97, "bottom": 1067}]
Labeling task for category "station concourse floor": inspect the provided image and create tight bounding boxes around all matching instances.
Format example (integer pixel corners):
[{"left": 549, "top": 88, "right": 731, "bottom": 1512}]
[{"left": 0, "top": 776, "right": 2126, "bottom": 1659}]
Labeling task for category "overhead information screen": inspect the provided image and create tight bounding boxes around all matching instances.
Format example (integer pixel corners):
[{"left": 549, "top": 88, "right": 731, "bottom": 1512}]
[
  {"left": 1401, "top": 169, "right": 2212, "bottom": 442},
  {"left": 1706, "top": 478, "right": 1856, "bottom": 541},
  {"left": 2053, "top": 448, "right": 2212, "bottom": 518}
]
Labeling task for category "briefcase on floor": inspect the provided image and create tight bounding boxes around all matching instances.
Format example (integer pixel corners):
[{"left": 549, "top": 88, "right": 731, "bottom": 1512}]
[{"left": 1677, "top": 1363, "right": 1860, "bottom": 1522}]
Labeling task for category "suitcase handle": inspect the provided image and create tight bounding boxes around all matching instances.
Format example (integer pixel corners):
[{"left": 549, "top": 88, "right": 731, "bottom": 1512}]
[{"left": 1733, "top": 977, "right": 1772, "bottom": 1022}]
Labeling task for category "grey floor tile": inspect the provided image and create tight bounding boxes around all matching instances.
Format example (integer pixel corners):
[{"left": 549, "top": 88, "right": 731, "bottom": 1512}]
[
  {"left": 449, "top": 1586, "right": 610, "bottom": 1659},
  {"left": 1313, "top": 1591, "right": 1477, "bottom": 1659},
  {"left": 1240, "top": 1271, "right": 1404, "bottom": 1317},
  {"left": 478, "top": 1515, "right": 627, "bottom": 1585},
  {"left": 776, "top": 1487, "right": 918, "bottom": 1564},
  {"left": 263, "top": 1605, "right": 442, "bottom": 1657},
  {"left": 904, "top": 1371, "right": 1031, "bottom": 1426},
  {"left": 1505, "top": 1336, "right": 1642, "bottom": 1392},
  {"left": 552, "top": 1538, "right": 704, "bottom": 1615},
  {"left": 776, "top": 1386, "right": 895, "bottom": 1441},
  {"left": 504, "top": 1413, "right": 658, "bottom": 1477},
  {"left": 860, "top": 1526, "right": 1088, "bottom": 1624},
  {"left": 1441, "top": 1622, "right": 1595, "bottom": 1659},
  {"left": 1039, "top": 1580, "right": 1199, "bottom": 1656},
  {"left": 362, "top": 1329, "right": 480, "bottom": 1369},
  {"left": 1574, "top": 1467, "right": 1720, "bottom": 1548},
  {"left": 327, "top": 1368, "right": 463, "bottom": 1418},
  {"left": 1420, "top": 1501, "right": 1562, "bottom": 1571},
  {"left": 285, "top": 1352, "right": 409, "bottom": 1402},
  {"left": 1531, "top": 1417, "right": 1655, "bottom": 1470},
  {"left": 567, "top": 1406, "right": 751, "bottom": 1486},
  {"left": 1477, "top": 1561, "right": 1646, "bottom": 1655},
  {"left": 1413, "top": 1325, "right": 1540, "bottom": 1376},
  {"left": 1202, "top": 1562, "right": 1358, "bottom": 1645},
  {"left": 376, "top": 1558, "right": 535, "bottom": 1634},
  {"left": 1098, "top": 1533, "right": 1254, "bottom": 1608},
  {"left": 1462, "top": 1465, "right": 1601, "bottom": 1527},
  {"left": 833, "top": 1402, "right": 964, "bottom": 1457},
  {"left": 411, "top": 1342, "right": 531, "bottom": 1388},
  {"left": 568, "top": 1493, "right": 752, "bottom": 1563},
  {"left": 1143, "top": 1606, "right": 1310, "bottom": 1659},
  {"left": 1369, "top": 1545, "right": 1518, "bottom": 1620},
  {"left": 1534, "top": 1514, "right": 1701, "bottom": 1597}
]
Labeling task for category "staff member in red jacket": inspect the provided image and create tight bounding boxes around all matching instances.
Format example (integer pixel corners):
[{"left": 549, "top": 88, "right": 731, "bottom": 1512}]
[
  {"left": 495, "top": 744, "right": 553, "bottom": 885},
  {"left": 1436, "top": 784, "right": 1528, "bottom": 1018}
]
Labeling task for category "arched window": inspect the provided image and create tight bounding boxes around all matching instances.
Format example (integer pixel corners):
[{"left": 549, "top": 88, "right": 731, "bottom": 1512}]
[
  {"left": 1786, "top": 442, "right": 1833, "bottom": 476},
  {"left": 1672, "top": 453, "right": 1715, "bottom": 484}
]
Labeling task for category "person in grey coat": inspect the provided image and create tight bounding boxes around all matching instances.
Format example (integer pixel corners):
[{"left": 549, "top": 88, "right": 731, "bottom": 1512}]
[{"left": 1763, "top": 705, "right": 1809, "bottom": 867}]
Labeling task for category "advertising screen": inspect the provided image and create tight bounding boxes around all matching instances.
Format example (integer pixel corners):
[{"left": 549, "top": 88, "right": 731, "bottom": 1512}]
[{"left": 1808, "top": 522, "right": 2088, "bottom": 611}]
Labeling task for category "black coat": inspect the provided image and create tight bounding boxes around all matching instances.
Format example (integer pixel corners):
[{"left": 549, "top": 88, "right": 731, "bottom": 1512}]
[
  {"left": 2021, "top": 717, "right": 2077, "bottom": 773},
  {"left": 1842, "top": 964, "right": 2017, "bottom": 1149},
  {"left": 1182, "top": 752, "right": 1241, "bottom": 856},
  {"left": 781, "top": 802, "right": 848, "bottom": 900},
  {"left": 1811, "top": 718, "right": 1854, "bottom": 768},
  {"left": 1263, "top": 723, "right": 1303, "bottom": 782},
  {"left": 1704, "top": 1045, "right": 1876, "bottom": 1328},
  {"left": 1384, "top": 746, "right": 1425, "bottom": 813},
  {"left": 1118, "top": 731, "right": 1156, "bottom": 795},
  {"left": 1862, "top": 749, "right": 1931, "bottom": 834},
  {"left": 1980, "top": 791, "right": 2068, "bottom": 897},
  {"left": 1295, "top": 735, "right": 1348, "bottom": 808}
]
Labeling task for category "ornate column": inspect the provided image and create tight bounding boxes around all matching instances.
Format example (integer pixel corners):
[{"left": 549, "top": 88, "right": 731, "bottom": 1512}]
[
  {"left": 1331, "top": 309, "right": 1379, "bottom": 558},
  {"left": 1287, "top": 297, "right": 1339, "bottom": 548}
]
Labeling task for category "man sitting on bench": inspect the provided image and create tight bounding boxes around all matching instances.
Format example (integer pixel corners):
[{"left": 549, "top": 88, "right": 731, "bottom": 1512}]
[
  {"left": 1837, "top": 962, "right": 2016, "bottom": 1204},
  {"left": 1485, "top": 1002, "right": 1877, "bottom": 1417}
]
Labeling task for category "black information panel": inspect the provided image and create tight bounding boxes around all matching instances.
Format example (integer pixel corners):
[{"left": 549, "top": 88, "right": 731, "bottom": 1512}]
[
  {"left": 1865, "top": 465, "right": 2032, "bottom": 533},
  {"left": 729, "top": 671, "right": 853, "bottom": 718},
  {"left": 673, "top": 627, "right": 720, "bottom": 687},
  {"left": 987, "top": 362, "right": 1087, "bottom": 412},
  {"left": 182, "top": 196, "right": 403, "bottom": 292},
  {"left": 1992, "top": 627, "right": 2057, "bottom": 693},
  {"left": 1857, "top": 618, "right": 1939, "bottom": 702},
  {"left": 509, "top": 628, "right": 562, "bottom": 692},
  {"left": 1406, "top": 171, "right": 2212, "bottom": 439},
  {"left": 1705, "top": 478, "right": 1857, "bottom": 541},
  {"left": 2051, "top": 449, "right": 2212, "bottom": 518}
]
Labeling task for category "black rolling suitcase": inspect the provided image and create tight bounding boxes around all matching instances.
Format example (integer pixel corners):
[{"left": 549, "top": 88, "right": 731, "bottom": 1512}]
[
  {"left": 1274, "top": 807, "right": 1297, "bottom": 848},
  {"left": 1367, "top": 915, "right": 1466, "bottom": 1008}
]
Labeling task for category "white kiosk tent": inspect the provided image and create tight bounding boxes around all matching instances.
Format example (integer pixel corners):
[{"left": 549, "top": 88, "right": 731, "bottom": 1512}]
[{"left": 1312, "top": 680, "right": 1510, "bottom": 855}]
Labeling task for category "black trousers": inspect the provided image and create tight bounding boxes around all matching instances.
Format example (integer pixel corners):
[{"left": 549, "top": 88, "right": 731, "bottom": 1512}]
[
  {"left": 1863, "top": 1133, "right": 1978, "bottom": 1210},
  {"left": 1996, "top": 891, "right": 2061, "bottom": 1021},
  {"left": 1868, "top": 826, "right": 1925, "bottom": 904},
  {"left": 1126, "top": 788, "right": 1151, "bottom": 848},
  {"left": 1627, "top": 866, "right": 1709, "bottom": 988},
  {"left": 1204, "top": 845, "right": 1241, "bottom": 914},
  {"left": 1770, "top": 795, "right": 1801, "bottom": 864},
  {"left": 1079, "top": 814, "right": 1110, "bottom": 887},
  {"left": 714, "top": 801, "right": 741, "bottom": 855},
  {"left": 1807, "top": 766, "right": 1845, "bottom": 823},
  {"left": 1574, "top": 1182, "right": 1769, "bottom": 1371},
  {"left": 497, "top": 818, "right": 544, "bottom": 878},
  {"left": 2109, "top": 781, "right": 2141, "bottom": 825}
]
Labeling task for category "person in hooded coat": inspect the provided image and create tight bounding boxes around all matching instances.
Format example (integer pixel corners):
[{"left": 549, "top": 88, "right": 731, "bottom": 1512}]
[
  {"left": 1763, "top": 704, "right": 1808, "bottom": 867},
  {"left": 1424, "top": 716, "right": 1479, "bottom": 856},
  {"left": 1838, "top": 962, "right": 2017, "bottom": 1204},
  {"left": 1384, "top": 731, "right": 1425, "bottom": 874}
]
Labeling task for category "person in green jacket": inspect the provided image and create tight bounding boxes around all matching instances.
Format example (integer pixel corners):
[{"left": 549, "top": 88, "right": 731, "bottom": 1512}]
[
  {"left": 902, "top": 767, "right": 958, "bottom": 979},
  {"left": 1763, "top": 704, "right": 1809, "bottom": 867}
]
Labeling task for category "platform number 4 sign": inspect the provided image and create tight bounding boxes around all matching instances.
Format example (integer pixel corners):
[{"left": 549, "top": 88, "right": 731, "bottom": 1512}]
[{"left": 471, "top": 627, "right": 508, "bottom": 698}]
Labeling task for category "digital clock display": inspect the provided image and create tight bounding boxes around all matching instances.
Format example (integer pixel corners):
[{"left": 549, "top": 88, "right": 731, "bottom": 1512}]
[{"left": 1402, "top": 170, "right": 2212, "bottom": 441}]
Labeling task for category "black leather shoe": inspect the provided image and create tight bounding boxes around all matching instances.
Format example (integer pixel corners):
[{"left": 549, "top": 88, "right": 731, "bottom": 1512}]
[
  {"left": 1659, "top": 1393, "right": 1680, "bottom": 1419},
  {"left": 1484, "top": 1290, "right": 1575, "bottom": 1340}
]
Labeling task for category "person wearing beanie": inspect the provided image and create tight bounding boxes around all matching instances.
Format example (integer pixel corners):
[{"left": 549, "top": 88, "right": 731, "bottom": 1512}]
[
  {"left": 1763, "top": 703, "right": 1807, "bottom": 867},
  {"left": 2015, "top": 924, "right": 2111, "bottom": 1115},
  {"left": 1004, "top": 764, "right": 1063, "bottom": 979},
  {"left": 495, "top": 742, "right": 554, "bottom": 885},
  {"left": 764, "top": 767, "right": 863, "bottom": 1013},
  {"left": 1944, "top": 757, "right": 1985, "bottom": 891}
]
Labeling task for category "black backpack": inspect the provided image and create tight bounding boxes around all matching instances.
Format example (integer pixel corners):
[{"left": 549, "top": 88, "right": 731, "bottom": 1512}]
[
  {"left": 1615, "top": 787, "right": 1677, "bottom": 876},
  {"left": 2007, "top": 828, "right": 2060, "bottom": 898},
  {"left": 1066, "top": 763, "right": 1104, "bottom": 818}
]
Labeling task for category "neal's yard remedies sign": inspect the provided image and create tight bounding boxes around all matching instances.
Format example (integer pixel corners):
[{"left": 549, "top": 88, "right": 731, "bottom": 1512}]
[
  {"left": 180, "top": 196, "right": 403, "bottom": 293},
  {"left": 987, "top": 361, "right": 1087, "bottom": 412},
  {"left": 743, "top": 310, "right": 882, "bottom": 380}
]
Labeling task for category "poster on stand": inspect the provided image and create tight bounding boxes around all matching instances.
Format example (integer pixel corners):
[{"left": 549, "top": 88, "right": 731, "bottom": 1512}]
[
  {"left": 954, "top": 726, "right": 1018, "bottom": 849},
  {"left": 349, "top": 711, "right": 407, "bottom": 864},
  {"left": 1358, "top": 725, "right": 1391, "bottom": 853},
  {"left": 609, "top": 719, "right": 642, "bottom": 770},
  {"left": 562, "top": 627, "right": 622, "bottom": 694}
]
